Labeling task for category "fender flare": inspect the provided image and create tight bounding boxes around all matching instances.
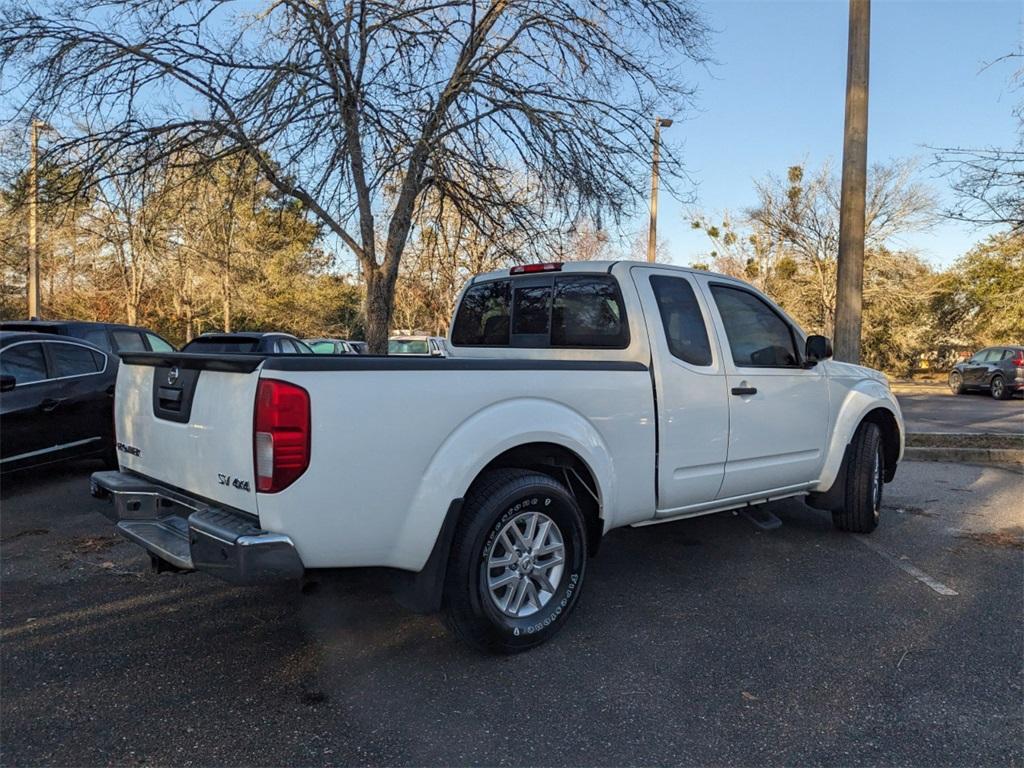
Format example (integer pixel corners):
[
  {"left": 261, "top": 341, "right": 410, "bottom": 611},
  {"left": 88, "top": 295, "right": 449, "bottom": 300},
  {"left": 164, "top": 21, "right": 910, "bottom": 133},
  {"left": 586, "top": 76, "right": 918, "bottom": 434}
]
[
  {"left": 394, "top": 397, "right": 615, "bottom": 569},
  {"left": 814, "top": 380, "right": 904, "bottom": 495},
  {"left": 392, "top": 398, "right": 615, "bottom": 614}
]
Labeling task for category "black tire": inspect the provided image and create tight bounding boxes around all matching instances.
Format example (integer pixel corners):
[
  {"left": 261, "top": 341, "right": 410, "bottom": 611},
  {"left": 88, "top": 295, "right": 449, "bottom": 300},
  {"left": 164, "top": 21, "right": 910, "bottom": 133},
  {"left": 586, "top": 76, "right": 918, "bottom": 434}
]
[
  {"left": 832, "top": 422, "right": 884, "bottom": 534},
  {"left": 948, "top": 371, "right": 964, "bottom": 395},
  {"left": 442, "top": 469, "right": 587, "bottom": 654},
  {"left": 990, "top": 374, "right": 1011, "bottom": 400}
]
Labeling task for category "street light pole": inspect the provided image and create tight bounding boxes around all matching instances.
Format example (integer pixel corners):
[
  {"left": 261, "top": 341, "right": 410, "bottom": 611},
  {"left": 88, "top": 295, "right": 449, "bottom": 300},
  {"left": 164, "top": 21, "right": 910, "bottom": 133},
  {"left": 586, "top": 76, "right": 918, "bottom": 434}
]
[
  {"left": 834, "top": 0, "right": 871, "bottom": 363},
  {"left": 647, "top": 117, "right": 673, "bottom": 263},
  {"left": 27, "top": 119, "right": 52, "bottom": 320}
]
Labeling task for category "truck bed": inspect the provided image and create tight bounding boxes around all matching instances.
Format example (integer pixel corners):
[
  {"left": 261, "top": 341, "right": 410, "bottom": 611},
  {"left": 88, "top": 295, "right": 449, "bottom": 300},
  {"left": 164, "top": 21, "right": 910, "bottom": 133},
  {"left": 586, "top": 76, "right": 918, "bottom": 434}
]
[{"left": 113, "top": 352, "right": 657, "bottom": 572}]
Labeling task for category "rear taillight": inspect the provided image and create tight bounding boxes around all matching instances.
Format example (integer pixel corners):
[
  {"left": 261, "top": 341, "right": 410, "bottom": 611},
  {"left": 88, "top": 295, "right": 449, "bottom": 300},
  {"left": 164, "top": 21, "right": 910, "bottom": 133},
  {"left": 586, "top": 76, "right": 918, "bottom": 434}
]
[
  {"left": 254, "top": 379, "right": 310, "bottom": 493},
  {"left": 1013, "top": 354, "right": 1024, "bottom": 367}
]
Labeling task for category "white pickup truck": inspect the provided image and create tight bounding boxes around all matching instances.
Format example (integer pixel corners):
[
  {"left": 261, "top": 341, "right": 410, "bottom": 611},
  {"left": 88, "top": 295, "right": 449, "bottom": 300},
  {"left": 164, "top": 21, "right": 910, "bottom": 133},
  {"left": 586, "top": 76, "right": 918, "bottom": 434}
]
[{"left": 91, "top": 260, "right": 904, "bottom": 652}]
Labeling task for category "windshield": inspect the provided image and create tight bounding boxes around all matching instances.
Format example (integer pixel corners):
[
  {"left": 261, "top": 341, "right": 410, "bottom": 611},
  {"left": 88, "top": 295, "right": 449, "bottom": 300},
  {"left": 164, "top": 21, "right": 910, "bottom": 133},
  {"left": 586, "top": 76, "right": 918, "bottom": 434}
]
[
  {"left": 388, "top": 339, "right": 430, "bottom": 355},
  {"left": 182, "top": 337, "right": 260, "bottom": 354}
]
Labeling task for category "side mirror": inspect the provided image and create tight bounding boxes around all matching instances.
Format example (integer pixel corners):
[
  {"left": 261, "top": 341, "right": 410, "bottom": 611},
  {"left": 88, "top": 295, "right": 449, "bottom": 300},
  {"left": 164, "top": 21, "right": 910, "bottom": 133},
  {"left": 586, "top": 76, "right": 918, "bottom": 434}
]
[
  {"left": 0, "top": 374, "right": 15, "bottom": 392},
  {"left": 805, "top": 335, "right": 833, "bottom": 364}
]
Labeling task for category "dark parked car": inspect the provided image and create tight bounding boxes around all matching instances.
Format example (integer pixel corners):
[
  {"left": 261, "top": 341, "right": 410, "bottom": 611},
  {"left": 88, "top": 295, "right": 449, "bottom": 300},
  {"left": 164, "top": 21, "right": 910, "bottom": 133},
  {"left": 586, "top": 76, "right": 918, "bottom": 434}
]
[
  {"left": 0, "top": 320, "right": 174, "bottom": 355},
  {"left": 949, "top": 345, "right": 1024, "bottom": 400},
  {"left": 0, "top": 331, "right": 116, "bottom": 472},
  {"left": 305, "top": 338, "right": 359, "bottom": 355},
  {"left": 181, "top": 332, "right": 313, "bottom": 355}
]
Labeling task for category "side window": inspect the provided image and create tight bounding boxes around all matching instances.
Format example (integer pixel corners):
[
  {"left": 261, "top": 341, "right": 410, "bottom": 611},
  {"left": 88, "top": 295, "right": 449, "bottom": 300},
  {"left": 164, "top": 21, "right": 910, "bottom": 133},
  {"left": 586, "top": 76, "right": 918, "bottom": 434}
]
[
  {"left": 49, "top": 343, "right": 102, "bottom": 377},
  {"left": 111, "top": 330, "right": 146, "bottom": 352},
  {"left": 310, "top": 341, "right": 335, "bottom": 354},
  {"left": 649, "top": 276, "right": 712, "bottom": 366},
  {"left": 981, "top": 349, "right": 1002, "bottom": 362},
  {"left": 451, "top": 280, "right": 511, "bottom": 346},
  {"left": 0, "top": 343, "right": 48, "bottom": 384},
  {"left": 81, "top": 328, "right": 112, "bottom": 352},
  {"left": 710, "top": 285, "right": 799, "bottom": 367},
  {"left": 146, "top": 333, "right": 174, "bottom": 352},
  {"left": 551, "top": 276, "right": 629, "bottom": 348}
]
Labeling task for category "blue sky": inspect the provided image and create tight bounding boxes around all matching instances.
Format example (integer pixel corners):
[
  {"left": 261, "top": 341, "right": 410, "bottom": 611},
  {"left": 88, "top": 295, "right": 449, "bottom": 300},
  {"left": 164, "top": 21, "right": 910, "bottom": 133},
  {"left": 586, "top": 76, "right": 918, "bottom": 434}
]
[{"left": 647, "top": 0, "right": 1021, "bottom": 268}]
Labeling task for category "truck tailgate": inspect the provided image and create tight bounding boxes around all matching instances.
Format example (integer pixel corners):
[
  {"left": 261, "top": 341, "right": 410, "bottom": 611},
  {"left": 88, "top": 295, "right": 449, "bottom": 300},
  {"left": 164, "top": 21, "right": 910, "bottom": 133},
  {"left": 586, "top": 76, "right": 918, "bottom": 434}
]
[{"left": 114, "top": 354, "right": 263, "bottom": 515}]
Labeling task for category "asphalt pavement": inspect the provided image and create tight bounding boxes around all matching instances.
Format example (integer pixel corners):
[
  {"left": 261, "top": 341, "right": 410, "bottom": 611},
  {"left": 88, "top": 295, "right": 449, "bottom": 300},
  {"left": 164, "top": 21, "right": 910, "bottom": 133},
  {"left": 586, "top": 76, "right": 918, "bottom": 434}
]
[
  {"left": 1, "top": 458, "right": 1022, "bottom": 767},
  {"left": 893, "top": 382, "right": 1023, "bottom": 434}
]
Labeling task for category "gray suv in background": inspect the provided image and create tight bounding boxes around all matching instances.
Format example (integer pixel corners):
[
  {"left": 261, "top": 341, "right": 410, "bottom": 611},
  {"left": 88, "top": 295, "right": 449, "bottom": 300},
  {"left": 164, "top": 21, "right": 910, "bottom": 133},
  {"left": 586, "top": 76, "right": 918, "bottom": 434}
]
[{"left": 948, "top": 346, "right": 1024, "bottom": 400}]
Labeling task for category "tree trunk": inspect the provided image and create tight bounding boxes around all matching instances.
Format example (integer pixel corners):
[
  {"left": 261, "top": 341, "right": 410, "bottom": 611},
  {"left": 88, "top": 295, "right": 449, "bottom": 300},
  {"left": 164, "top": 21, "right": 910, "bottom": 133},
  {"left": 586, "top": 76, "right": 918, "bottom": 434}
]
[
  {"left": 222, "top": 268, "right": 232, "bottom": 333},
  {"left": 184, "top": 266, "right": 195, "bottom": 342},
  {"left": 363, "top": 267, "right": 396, "bottom": 354}
]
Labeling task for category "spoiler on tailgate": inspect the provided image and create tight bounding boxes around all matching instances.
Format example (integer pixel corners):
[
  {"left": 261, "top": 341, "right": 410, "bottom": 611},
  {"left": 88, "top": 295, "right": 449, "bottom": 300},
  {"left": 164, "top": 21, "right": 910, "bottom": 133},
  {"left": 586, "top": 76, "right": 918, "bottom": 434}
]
[{"left": 118, "top": 352, "right": 266, "bottom": 374}]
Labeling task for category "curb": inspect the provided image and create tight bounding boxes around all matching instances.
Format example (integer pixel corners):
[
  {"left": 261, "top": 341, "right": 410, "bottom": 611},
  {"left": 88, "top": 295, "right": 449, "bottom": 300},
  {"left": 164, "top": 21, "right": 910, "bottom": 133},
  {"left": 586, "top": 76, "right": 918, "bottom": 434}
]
[
  {"left": 904, "top": 446, "right": 1024, "bottom": 466},
  {"left": 906, "top": 432, "right": 1024, "bottom": 450}
]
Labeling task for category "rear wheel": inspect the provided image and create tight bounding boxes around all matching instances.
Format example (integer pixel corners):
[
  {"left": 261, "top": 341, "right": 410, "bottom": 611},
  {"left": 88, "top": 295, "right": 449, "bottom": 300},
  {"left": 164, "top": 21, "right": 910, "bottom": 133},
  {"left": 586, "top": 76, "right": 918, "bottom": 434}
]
[
  {"left": 948, "top": 371, "right": 965, "bottom": 395},
  {"left": 443, "top": 469, "right": 587, "bottom": 653},
  {"left": 990, "top": 374, "right": 1011, "bottom": 400},
  {"left": 833, "top": 422, "right": 884, "bottom": 534}
]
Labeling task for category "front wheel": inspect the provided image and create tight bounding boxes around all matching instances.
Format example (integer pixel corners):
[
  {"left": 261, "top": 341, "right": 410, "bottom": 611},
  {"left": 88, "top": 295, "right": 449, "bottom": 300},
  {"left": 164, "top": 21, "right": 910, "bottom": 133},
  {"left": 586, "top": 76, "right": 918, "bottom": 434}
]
[
  {"left": 833, "top": 422, "right": 884, "bottom": 534},
  {"left": 990, "top": 374, "right": 1011, "bottom": 400},
  {"left": 443, "top": 469, "right": 588, "bottom": 653},
  {"left": 949, "top": 371, "right": 965, "bottom": 395}
]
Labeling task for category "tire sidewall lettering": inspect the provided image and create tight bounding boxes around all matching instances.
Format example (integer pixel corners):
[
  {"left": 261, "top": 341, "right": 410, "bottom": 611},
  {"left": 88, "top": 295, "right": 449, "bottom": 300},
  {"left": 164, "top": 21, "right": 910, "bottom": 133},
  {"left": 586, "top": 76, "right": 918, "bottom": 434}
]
[{"left": 476, "top": 489, "right": 584, "bottom": 640}]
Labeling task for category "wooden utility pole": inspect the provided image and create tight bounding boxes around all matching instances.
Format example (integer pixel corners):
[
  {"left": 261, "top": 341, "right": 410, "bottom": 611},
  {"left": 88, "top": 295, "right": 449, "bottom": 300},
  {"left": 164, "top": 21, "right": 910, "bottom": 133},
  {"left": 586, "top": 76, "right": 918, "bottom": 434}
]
[
  {"left": 834, "top": 0, "right": 871, "bottom": 363},
  {"left": 647, "top": 117, "right": 672, "bottom": 263},
  {"left": 27, "top": 119, "right": 44, "bottom": 319}
]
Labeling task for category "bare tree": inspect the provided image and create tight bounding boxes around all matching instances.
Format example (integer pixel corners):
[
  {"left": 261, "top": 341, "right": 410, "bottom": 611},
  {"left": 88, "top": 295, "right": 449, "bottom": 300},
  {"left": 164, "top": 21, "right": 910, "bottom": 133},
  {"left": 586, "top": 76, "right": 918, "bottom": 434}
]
[
  {"left": 745, "top": 161, "right": 936, "bottom": 335},
  {"left": 1, "top": 0, "right": 710, "bottom": 351},
  {"left": 933, "top": 51, "right": 1023, "bottom": 233}
]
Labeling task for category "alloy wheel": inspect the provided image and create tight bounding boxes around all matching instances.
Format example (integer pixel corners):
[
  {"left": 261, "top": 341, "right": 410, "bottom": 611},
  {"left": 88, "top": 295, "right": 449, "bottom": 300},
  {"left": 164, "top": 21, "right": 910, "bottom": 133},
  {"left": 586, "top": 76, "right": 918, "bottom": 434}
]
[{"left": 486, "top": 511, "right": 565, "bottom": 618}]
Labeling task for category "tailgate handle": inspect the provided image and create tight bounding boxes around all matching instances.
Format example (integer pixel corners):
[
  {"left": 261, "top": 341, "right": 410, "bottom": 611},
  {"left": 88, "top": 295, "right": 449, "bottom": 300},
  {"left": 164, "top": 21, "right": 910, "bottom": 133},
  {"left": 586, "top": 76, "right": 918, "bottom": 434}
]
[{"left": 158, "top": 387, "right": 183, "bottom": 406}]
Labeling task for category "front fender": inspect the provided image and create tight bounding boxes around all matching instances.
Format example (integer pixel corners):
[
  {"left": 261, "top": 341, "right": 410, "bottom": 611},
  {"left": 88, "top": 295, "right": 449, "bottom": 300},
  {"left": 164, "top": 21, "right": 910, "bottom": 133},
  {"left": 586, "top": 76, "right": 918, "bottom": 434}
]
[
  {"left": 394, "top": 397, "right": 615, "bottom": 571},
  {"left": 814, "top": 380, "right": 904, "bottom": 492}
]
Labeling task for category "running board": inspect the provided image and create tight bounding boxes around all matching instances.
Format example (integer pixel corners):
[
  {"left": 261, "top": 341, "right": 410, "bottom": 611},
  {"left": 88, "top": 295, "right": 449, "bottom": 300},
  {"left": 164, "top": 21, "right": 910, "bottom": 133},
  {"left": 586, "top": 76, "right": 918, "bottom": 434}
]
[{"left": 740, "top": 507, "right": 782, "bottom": 530}]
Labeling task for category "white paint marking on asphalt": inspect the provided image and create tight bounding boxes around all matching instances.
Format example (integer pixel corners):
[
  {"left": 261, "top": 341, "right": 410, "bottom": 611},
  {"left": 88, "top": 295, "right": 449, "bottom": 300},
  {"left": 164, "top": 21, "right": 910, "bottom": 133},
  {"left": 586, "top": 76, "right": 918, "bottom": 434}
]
[{"left": 854, "top": 536, "right": 959, "bottom": 596}]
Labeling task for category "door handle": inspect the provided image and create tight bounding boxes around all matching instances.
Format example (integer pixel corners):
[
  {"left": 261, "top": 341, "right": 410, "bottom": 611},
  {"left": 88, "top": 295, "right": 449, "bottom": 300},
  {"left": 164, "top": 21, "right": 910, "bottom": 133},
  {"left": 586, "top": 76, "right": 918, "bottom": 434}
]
[
  {"left": 39, "top": 397, "right": 64, "bottom": 412},
  {"left": 731, "top": 386, "right": 757, "bottom": 396}
]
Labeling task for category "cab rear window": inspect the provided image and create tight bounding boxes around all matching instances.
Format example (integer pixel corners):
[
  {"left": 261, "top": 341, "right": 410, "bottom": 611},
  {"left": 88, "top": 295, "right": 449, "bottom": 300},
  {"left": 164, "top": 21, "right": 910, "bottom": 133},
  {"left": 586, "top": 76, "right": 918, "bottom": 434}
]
[{"left": 452, "top": 275, "right": 628, "bottom": 349}]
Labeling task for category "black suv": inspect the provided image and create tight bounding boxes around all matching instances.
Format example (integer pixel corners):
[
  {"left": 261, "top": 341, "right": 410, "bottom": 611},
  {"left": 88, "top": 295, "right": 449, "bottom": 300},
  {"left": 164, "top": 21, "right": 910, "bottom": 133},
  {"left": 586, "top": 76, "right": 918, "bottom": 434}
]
[
  {"left": 949, "top": 346, "right": 1024, "bottom": 400},
  {"left": 0, "top": 320, "right": 175, "bottom": 355},
  {"left": 181, "top": 332, "right": 313, "bottom": 354}
]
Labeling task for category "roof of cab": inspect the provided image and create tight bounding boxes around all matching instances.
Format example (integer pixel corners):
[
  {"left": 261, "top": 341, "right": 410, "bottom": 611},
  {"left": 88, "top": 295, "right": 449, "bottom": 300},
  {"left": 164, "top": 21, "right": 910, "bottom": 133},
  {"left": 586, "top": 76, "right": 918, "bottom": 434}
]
[{"left": 468, "top": 259, "right": 734, "bottom": 285}]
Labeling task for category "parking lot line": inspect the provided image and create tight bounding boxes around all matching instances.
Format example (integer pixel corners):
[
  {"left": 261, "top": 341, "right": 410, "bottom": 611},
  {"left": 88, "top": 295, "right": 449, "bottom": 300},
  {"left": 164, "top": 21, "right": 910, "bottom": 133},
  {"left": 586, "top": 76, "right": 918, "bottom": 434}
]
[{"left": 854, "top": 535, "right": 959, "bottom": 596}]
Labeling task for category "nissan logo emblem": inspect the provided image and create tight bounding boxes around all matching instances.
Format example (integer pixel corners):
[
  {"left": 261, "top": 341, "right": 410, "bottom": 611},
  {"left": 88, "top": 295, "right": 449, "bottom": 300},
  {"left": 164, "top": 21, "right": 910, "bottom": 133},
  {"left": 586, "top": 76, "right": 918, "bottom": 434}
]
[{"left": 167, "top": 366, "right": 180, "bottom": 386}]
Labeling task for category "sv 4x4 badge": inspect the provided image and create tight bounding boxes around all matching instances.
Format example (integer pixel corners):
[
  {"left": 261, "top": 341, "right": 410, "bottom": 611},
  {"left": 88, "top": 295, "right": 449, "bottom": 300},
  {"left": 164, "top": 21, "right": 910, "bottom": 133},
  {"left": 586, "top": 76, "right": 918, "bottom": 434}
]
[{"left": 218, "top": 474, "right": 251, "bottom": 493}]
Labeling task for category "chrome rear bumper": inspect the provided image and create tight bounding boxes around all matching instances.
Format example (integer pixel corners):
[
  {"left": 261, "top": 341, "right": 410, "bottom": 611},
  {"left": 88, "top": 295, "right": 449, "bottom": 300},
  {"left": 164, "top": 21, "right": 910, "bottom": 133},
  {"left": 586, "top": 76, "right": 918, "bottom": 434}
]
[{"left": 90, "top": 470, "right": 304, "bottom": 584}]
